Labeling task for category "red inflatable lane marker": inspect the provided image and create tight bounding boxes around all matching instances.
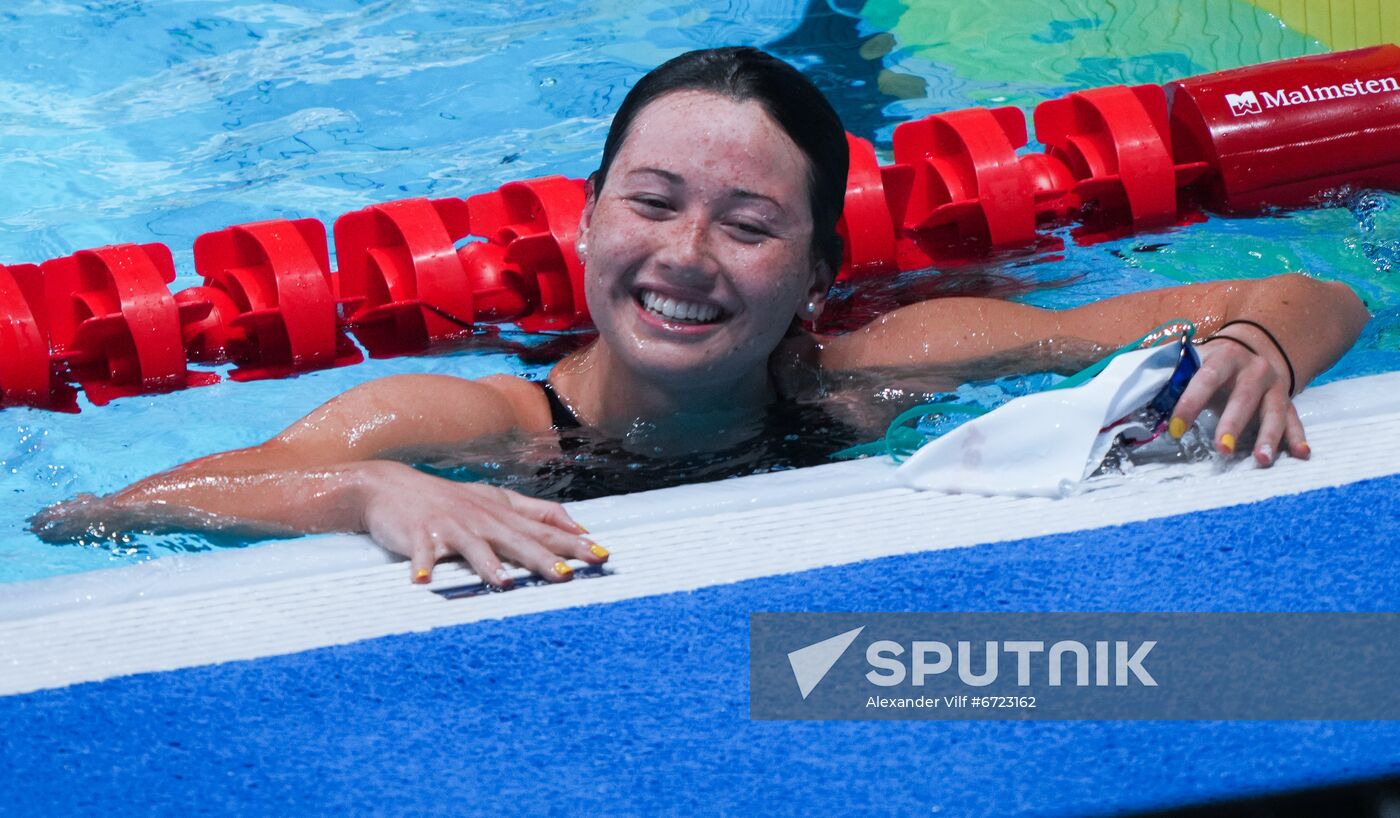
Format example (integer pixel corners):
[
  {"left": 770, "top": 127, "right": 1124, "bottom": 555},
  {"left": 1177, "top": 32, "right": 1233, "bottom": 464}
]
[
  {"left": 39, "top": 243, "right": 217, "bottom": 405},
  {"left": 335, "top": 197, "right": 475, "bottom": 357},
  {"left": 0, "top": 262, "right": 74, "bottom": 410},
  {"left": 192, "top": 218, "right": 362, "bottom": 380},
  {"left": 467, "top": 176, "right": 588, "bottom": 333},
  {"left": 837, "top": 133, "right": 899, "bottom": 281},
  {"left": 888, "top": 106, "right": 1038, "bottom": 263},
  {"left": 1035, "top": 84, "right": 1178, "bottom": 228}
]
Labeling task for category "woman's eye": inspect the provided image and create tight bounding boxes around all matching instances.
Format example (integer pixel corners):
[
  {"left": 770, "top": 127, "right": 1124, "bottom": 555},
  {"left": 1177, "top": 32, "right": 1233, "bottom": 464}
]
[
  {"left": 628, "top": 196, "right": 673, "bottom": 214},
  {"left": 726, "top": 221, "right": 772, "bottom": 242}
]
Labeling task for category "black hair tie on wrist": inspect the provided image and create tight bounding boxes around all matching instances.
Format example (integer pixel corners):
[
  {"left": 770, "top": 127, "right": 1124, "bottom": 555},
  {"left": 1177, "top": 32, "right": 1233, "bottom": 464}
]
[
  {"left": 1213, "top": 318, "right": 1298, "bottom": 397},
  {"left": 1198, "top": 333, "right": 1258, "bottom": 357}
]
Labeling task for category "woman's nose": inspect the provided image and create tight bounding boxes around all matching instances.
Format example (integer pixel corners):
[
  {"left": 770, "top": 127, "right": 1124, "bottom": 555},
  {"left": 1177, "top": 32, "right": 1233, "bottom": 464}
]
[{"left": 654, "top": 213, "right": 716, "bottom": 278}]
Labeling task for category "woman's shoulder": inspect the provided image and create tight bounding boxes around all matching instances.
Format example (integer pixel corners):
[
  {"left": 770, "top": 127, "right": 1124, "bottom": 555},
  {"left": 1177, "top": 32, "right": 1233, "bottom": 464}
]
[{"left": 338, "top": 373, "right": 554, "bottom": 434}]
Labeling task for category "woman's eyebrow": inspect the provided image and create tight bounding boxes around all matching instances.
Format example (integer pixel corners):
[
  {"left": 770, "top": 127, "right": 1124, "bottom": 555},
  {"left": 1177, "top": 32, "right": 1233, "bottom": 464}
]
[
  {"left": 730, "top": 189, "right": 787, "bottom": 216},
  {"left": 626, "top": 168, "right": 787, "bottom": 215},
  {"left": 627, "top": 167, "right": 683, "bottom": 184}
]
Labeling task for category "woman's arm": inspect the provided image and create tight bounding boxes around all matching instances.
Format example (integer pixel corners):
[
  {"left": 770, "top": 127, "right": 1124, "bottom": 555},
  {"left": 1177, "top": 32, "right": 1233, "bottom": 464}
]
[
  {"left": 819, "top": 273, "right": 1371, "bottom": 463},
  {"left": 29, "top": 374, "right": 606, "bottom": 585}
]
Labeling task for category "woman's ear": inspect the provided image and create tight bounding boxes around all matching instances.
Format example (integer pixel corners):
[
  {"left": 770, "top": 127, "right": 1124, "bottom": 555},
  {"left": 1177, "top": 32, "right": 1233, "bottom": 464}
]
[
  {"left": 580, "top": 175, "right": 598, "bottom": 233},
  {"left": 576, "top": 177, "right": 598, "bottom": 264},
  {"left": 802, "top": 259, "right": 835, "bottom": 321}
]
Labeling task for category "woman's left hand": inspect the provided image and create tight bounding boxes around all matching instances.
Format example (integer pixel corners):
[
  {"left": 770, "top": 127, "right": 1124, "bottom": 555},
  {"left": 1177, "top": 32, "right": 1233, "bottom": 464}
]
[{"left": 1168, "top": 332, "right": 1310, "bottom": 466}]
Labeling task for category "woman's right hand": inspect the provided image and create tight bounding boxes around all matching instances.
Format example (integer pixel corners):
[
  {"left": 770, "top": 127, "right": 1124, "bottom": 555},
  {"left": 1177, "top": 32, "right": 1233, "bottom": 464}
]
[{"left": 356, "top": 461, "right": 607, "bottom": 587}]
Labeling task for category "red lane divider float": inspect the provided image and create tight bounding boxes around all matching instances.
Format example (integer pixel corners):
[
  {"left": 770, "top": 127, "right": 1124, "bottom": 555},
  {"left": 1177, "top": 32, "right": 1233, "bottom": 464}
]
[
  {"left": 465, "top": 176, "right": 589, "bottom": 333},
  {"left": 0, "top": 262, "right": 74, "bottom": 410},
  {"left": 335, "top": 197, "right": 475, "bottom": 358},
  {"left": 1036, "top": 84, "right": 1184, "bottom": 228},
  {"left": 838, "top": 133, "right": 900, "bottom": 279},
  {"left": 2, "top": 45, "right": 1398, "bottom": 411},
  {"left": 188, "top": 217, "right": 362, "bottom": 379},
  {"left": 37, "top": 243, "right": 219, "bottom": 406},
  {"left": 885, "top": 106, "right": 1040, "bottom": 263}
]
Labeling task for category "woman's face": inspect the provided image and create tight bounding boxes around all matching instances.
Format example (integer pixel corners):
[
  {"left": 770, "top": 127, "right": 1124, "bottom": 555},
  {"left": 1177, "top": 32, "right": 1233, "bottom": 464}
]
[{"left": 579, "top": 90, "right": 829, "bottom": 389}]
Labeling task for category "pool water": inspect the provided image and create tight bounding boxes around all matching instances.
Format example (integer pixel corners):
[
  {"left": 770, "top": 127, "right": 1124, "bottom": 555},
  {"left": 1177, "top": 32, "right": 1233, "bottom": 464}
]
[{"left": 2, "top": 0, "right": 1397, "bottom": 584}]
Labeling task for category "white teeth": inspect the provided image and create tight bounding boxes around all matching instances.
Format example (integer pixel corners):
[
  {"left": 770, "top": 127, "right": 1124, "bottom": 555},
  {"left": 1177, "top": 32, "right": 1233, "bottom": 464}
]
[{"left": 640, "top": 289, "right": 721, "bottom": 323}]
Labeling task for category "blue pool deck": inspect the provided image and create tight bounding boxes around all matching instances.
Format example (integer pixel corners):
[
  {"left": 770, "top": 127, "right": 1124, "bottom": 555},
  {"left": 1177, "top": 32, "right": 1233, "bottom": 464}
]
[{"left": 1, "top": 373, "right": 1398, "bottom": 817}]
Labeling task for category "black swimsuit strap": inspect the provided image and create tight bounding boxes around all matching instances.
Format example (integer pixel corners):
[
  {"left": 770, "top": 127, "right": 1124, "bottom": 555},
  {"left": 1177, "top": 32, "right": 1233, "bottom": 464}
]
[{"left": 539, "top": 380, "right": 582, "bottom": 430}]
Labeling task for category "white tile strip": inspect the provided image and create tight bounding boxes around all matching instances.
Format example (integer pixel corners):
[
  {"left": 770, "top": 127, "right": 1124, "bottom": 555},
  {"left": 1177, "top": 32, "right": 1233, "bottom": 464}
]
[{"left": 1, "top": 376, "right": 1397, "bottom": 697}]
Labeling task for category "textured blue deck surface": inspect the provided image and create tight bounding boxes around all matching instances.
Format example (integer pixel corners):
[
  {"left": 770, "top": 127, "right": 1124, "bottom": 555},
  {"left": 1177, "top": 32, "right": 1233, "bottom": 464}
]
[{"left": 3, "top": 474, "right": 1399, "bottom": 817}]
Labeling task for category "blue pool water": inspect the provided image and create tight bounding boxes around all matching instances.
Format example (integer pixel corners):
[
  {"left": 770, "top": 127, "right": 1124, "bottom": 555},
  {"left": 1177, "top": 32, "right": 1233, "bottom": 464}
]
[{"left": 2, "top": 0, "right": 1398, "bottom": 583}]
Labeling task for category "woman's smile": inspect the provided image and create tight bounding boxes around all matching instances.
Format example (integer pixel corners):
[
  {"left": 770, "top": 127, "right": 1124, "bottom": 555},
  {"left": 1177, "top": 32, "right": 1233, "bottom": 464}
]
[{"left": 633, "top": 286, "right": 729, "bottom": 333}]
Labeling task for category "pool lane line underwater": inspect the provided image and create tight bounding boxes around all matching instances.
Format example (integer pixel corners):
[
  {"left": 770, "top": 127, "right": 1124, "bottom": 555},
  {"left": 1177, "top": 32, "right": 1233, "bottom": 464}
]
[{"left": 1, "top": 371, "right": 1397, "bottom": 698}]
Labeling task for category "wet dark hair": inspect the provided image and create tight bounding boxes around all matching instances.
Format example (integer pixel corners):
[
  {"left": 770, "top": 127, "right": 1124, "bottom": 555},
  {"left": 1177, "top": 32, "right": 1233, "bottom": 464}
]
[{"left": 591, "top": 47, "right": 848, "bottom": 276}]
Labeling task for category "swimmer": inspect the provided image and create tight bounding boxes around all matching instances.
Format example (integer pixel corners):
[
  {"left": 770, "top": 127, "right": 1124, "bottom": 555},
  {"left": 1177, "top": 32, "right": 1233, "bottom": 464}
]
[{"left": 31, "top": 47, "right": 1371, "bottom": 586}]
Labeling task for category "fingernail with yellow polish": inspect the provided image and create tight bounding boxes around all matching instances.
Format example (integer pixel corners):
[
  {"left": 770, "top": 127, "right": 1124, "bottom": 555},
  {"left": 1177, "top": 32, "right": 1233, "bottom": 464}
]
[
  {"left": 575, "top": 523, "right": 590, "bottom": 534},
  {"left": 1299, "top": 440, "right": 1312, "bottom": 457},
  {"left": 553, "top": 561, "right": 573, "bottom": 578},
  {"left": 588, "top": 543, "right": 609, "bottom": 559},
  {"left": 1220, "top": 433, "right": 1236, "bottom": 454},
  {"left": 1168, "top": 417, "right": 1187, "bottom": 439},
  {"left": 415, "top": 568, "right": 431, "bottom": 583}
]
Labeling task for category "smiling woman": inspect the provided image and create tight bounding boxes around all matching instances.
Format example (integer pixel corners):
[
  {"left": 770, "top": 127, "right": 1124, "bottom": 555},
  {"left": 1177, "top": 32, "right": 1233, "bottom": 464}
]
[{"left": 30, "top": 47, "right": 1371, "bottom": 589}]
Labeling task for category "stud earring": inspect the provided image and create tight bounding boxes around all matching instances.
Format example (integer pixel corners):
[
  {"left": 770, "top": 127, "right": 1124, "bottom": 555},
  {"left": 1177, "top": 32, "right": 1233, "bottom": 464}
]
[
  {"left": 575, "top": 235, "right": 588, "bottom": 262},
  {"left": 805, "top": 300, "right": 818, "bottom": 316}
]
